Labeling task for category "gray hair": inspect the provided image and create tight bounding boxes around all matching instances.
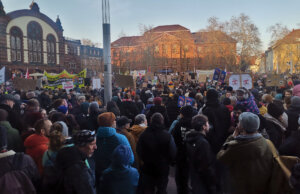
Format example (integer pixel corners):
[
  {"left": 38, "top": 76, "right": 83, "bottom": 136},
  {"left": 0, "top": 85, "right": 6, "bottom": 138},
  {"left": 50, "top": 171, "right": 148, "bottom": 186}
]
[{"left": 135, "top": 114, "right": 146, "bottom": 125}]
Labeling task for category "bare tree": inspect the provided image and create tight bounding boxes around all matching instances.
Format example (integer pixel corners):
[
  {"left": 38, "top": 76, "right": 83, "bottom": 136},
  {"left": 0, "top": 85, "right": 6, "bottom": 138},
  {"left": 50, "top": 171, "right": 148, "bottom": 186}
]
[
  {"left": 81, "top": 39, "right": 101, "bottom": 47},
  {"left": 267, "top": 23, "right": 290, "bottom": 46}
]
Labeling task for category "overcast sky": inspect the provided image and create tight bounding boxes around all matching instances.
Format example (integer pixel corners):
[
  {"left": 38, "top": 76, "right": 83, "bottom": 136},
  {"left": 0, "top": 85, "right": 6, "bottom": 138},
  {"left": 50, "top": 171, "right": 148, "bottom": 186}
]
[{"left": 3, "top": 0, "right": 300, "bottom": 50}]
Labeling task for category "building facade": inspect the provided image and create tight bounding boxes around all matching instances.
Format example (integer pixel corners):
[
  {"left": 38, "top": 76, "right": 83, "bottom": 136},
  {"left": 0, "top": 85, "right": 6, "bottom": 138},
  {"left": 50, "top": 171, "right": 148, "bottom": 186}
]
[
  {"left": 111, "top": 25, "right": 237, "bottom": 73},
  {"left": 0, "top": 1, "right": 103, "bottom": 78}
]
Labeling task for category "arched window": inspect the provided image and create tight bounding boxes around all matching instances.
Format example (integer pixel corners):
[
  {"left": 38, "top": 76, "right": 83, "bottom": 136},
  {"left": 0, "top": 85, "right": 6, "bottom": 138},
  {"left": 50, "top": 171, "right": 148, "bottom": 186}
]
[
  {"left": 47, "top": 34, "right": 56, "bottom": 65},
  {"left": 10, "top": 27, "right": 23, "bottom": 62},
  {"left": 27, "top": 21, "right": 43, "bottom": 63}
]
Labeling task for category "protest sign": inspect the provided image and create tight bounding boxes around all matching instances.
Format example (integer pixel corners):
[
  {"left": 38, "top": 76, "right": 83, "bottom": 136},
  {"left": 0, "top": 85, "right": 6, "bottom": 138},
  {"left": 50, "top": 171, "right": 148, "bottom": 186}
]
[
  {"left": 13, "top": 77, "right": 37, "bottom": 91},
  {"left": 229, "top": 74, "right": 241, "bottom": 90},
  {"left": 213, "top": 68, "right": 221, "bottom": 81},
  {"left": 241, "top": 74, "right": 253, "bottom": 89},
  {"left": 229, "top": 74, "right": 253, "bottom": 90},
  {"left": 178, "top": 96, "right": 195, "bottom": 107},
  {"left": 62, "top": 81, "right": 74, "bottom": 91},
  {"left": 178, "top": 96, "right": 186, "bottom": 107},
  {"left": 198, "top": 74, "right": 207, "bottom": 83},
  {"left": 92, "top": 78, "right": 101, "bottom": 89},
  {"left": 114, "top": 74, "right": 134, "bottom": 88},
  {"left": 265, "top": 74, "right": 285, "bottom": 87},
  {"left": 44, "top": 69, "right": 86, "bottom": 89}
]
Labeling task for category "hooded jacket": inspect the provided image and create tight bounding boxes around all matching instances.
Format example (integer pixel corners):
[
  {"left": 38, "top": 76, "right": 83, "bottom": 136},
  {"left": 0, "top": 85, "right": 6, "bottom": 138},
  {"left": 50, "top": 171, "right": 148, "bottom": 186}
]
[
  {"left": 0, "top": 121, "right": 23, "bottom": 152},
  {"left": 129, "top": 124, "right": 146, "bottom": 144},
  {"left": 94, "top": 127, "right": 134, "bottom": 178},
  {"left": 24, "top": 134, "right": 49, "bottom": 174},
  {"left": 100, "top": 145, "right": 139, "bottom": 194}
]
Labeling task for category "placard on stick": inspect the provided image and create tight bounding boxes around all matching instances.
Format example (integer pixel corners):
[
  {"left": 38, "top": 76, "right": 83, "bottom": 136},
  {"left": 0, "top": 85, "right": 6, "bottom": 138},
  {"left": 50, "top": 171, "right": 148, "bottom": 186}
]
[
  {"left": 114, "top": 74, "right": 134, "bottom": 88},
  {"left": 13, "top": 78, "right": 37, "bottom": 91}
]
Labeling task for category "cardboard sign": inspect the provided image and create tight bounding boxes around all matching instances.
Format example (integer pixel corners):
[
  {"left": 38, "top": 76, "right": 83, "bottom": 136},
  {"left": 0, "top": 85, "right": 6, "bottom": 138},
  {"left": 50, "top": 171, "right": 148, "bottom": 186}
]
[
  {"left": 142, "top": 82, "right": 147, "bottom": 88},
  {"left": 265, "top": 75, "right": 285, "bottom": 87},
  {"left": 13, "top": 78, "right": 37, "bottom": 91},
  {"left": 92, "top": 78, "right": 101, "bottom": 89},
  {"left": 114, "top": 74, "right": 134, "bottom": 88},
  {"left": 229, "top": 74, "right": 253, "bottom": 90},
  {"left": 241, "top": 74, "right": 252, "bottom": 89},
  {"left": 198, "top": 74, "right": 207, "bottom": 83}
]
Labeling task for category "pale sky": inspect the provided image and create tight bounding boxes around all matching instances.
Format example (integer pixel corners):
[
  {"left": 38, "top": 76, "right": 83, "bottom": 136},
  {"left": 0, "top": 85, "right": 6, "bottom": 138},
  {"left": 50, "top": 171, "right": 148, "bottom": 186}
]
[{"left": 3, "top": 0, "right": 300, "bottom": 50}]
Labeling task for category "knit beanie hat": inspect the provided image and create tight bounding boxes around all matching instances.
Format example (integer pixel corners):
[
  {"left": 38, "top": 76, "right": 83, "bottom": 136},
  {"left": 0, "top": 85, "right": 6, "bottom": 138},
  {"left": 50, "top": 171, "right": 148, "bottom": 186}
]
[
  {"left": 206, "top": 89, "right": 219, "bottom": 101},
  {"left": 153, "top": 97, "right": 162, "bottom": 105},
  {"left": 111, "top": 145, "right": 132, "bottom": 167},
  {"left": 267, "top": 103, "right": 284, "bottom": 119},
  {"left": 98, "top": 112, "right": 116, "bottom": 127},
  {"left": 57, "top": 105, "right": 68, "bottom": 114},
  {"left": 239, "top": 112, "right": 260, "bottom": 133},
  {"left": 180, "top": 105, "right": 195, "bottom": 118},
  {"left": 0, "top": 125, "right": 7, "bottom": 152},
  {"left": 291, "top": 96, "right": 300, "bottom": 109},
  {"left": 73, "top": 130, "right": 95, "bottom": 147}
]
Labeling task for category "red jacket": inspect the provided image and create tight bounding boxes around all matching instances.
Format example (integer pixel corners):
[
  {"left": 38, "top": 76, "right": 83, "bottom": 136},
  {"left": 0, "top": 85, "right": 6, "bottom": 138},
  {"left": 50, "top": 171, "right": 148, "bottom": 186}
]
[{"left": 24, "top": 134, "right": 49, "bottom": 175}]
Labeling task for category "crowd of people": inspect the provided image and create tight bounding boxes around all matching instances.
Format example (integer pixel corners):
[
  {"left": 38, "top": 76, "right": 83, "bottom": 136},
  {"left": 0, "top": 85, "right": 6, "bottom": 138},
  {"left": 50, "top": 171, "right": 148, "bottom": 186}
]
[{"left": 0, "top": 78, "right": 300, "bottom": 194}]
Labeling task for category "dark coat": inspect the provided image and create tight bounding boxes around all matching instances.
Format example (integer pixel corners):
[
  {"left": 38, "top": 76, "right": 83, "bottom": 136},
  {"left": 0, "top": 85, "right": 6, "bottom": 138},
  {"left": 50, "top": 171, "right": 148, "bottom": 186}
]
[
  {"left": 186, "top": 132, "right": 217, "bottom": 194},
  {"left": 0, "top": 104, "right": 23, "bottom": 132},
  {"left": 166, "top": 99, "right": 180, "bottom": 124},
  {"left": 286, "top": 105, "right": 300, "bottom": 136},
  {"left": 120, "top": 101, "right": 139, "bottom": 122},
  {"left": 56, "top": 146, "right": 96, "bottom": 194},
  {"left": 202, "top": 103, "right": 231, "bottom": 154},
  {"left": 265, "top": 119, "right": 285, "bottom": 149},
  {"left": 137, "top": 124, "right": 176, "bottom": 177},
  {"left": 146, "top": 105, "right": 169, "bottom": 127},
  {"left": 279, "top": 130, "right": 300, "bottom": 158}
]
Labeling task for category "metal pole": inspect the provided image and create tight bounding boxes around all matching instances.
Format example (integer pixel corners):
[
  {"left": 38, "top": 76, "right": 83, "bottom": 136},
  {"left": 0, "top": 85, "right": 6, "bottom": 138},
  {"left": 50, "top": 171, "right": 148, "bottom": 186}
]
[{"left": 102, "top": 0, "right": 112, "bottom": 105}]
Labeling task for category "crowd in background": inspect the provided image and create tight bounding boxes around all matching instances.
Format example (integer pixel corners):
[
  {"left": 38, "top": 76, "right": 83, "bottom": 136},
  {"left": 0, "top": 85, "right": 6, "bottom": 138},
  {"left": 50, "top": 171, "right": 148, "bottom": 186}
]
[{"left": 0, "top": 78, "right": 300, "bottom": 194}]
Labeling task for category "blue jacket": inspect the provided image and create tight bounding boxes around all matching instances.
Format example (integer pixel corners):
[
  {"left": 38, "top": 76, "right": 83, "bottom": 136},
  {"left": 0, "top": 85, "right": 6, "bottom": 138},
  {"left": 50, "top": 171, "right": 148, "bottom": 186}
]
[
  {"left": 100, "top": 145, "right": 139, "bottom": 194},
  {"left": 94, "top": 127, "right": 134, "bottom": 178}
]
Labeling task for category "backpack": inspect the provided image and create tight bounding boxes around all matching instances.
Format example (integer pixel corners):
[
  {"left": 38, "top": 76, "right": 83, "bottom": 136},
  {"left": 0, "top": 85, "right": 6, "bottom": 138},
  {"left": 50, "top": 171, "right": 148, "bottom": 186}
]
[{"left": 0, "top": 153, "right": 36, "bottom": 194}]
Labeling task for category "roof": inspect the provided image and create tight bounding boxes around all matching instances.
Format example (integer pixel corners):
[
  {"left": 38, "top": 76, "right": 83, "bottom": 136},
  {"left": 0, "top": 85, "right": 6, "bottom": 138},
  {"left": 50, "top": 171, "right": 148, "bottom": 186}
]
[
  {"left": 273, "top": 29, "right": 300, "bottom": 48},
  {"left": 112, "top": 36, "right": 142, "bottom": 47},
  {"left": 149, "top": 25, "right": 189, "bottom": 33},
  {"left": 192, "top": 31, "right": 236, "bottom": 44}
]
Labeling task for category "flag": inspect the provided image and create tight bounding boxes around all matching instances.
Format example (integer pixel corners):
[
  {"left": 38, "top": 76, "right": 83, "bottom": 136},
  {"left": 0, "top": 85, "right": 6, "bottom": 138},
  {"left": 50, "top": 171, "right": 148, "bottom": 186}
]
[
  {"left": 0, "top": 67, "right": 5, "bottom": 84},
  {"left": 25, "top": 68, "right": 29, "bottom": 79},
  {"left": 213, "top": 68, "right": 221, "bottom": 81}
]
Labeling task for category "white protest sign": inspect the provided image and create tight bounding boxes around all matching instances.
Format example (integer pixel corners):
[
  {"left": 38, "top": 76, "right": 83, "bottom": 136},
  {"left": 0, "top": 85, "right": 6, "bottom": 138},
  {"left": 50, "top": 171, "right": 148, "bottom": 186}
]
[
  {"left": 241, "top": 74, "right": 253, "bottom": 89},
  {"left": 229, "top": 74, "right": 241, "bottom": 90},
  {"left": 62, "top": 81, "right": 74, "bottom": 91},
  {"left": 92, "top": 78, "right": 101, "bottom": 89}
]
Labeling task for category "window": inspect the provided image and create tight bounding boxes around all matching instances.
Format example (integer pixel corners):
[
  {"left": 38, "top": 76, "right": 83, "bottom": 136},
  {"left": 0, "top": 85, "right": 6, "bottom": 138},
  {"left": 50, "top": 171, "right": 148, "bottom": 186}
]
[
  {"left": 47, "top": 34, "right": 56, "bottom": 65},
  {"left": 162, "top": 44, "right": 167, "bottom": 55},
  {"left": 27, "top": 21, "right": 43, "bottom": 63},
  {"left": 10, "top": 27, "right": 23, "bottom": 62},
  {"left": 172, "top": 44, "right": 177, "bottom": 54}
]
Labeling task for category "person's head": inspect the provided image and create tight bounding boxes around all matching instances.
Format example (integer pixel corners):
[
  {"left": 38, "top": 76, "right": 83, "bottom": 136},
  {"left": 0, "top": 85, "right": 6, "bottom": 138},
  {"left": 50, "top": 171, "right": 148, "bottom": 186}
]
[
  {"left": 153, "top": 97, "right": 162, "bottom": 106},
  {"left": 238, "top": 112, "right": 260, "bottom": 134},
  {"left": 206, "top": 89, "right": 219, "bottom": 102},
  {"left": 98, "top": 112, "right": 116, "bottom": 128},
  {"left": 111, "top": 145, "right": 132, "bottom": 168},
  {"left": 230, "top": 96, "right": 237, "bottom": 106},
  {"left": 267, "top": 103, "right": 284, "bottom": 120},
  {"left": 233, "top": 104, "right": 246, "bottom": 121},
  {"left": 0, "top": 109, "right": 8, "bottom": 122},
  {"left": 40, "top": 109, "right": 47, "bottom": 119},
  {"left": 57, "top": 105, "right": 68, "bottom": 115},
  {"left": 290, "top": 96, "right": 300, "bottom": 109},
  {"left": 134, "top": 114, "right": 147, "bottom": 126},
  {"left": 51, "top": 121, "right": 69, "bottom": 137},
  {"left": 34, "top": 119, "right": 52, "bottom": 137},
  {"left": 223, "top": 98, "right": 231, "bottom": 106},
  {"left": 50, "top": 112, "right": 66, "bottom": 123},
  {"left": 150, "top": 112, "right": 164, "bottom": 127},
  {"left": 89, "top": 102, "right": 99, "bottom": 115},
  {"left": 284, "top": 89, "right": 292, "bottom": 98},
  {"left": 73, "top": 130, "right": 97, "bottom": 157},
  {"left": 48, "top": 130, "right": 65, "bottom": 152},
  {"left": 77, "top": 95, "right": 86, "bottom": 105},
  {"left": 26, "top": 91, "right": 35, "bottom": 99},
  {"left": 116, "top": 116, "right": 132, "bottom": 129},
  {"left": 236, "top": 88, "right": 249, "bottom": 101},
  {"left": 225, "top": 92, "right": 232, "bottom": 98},
  {"left": 191, "top": 114, "right": 209, "bottom": 134},
  {"left": 262, "top": 94, "right": 273, "bottom": 104},
  {"left": 0, "top": 94, "right": 15, "bottom": 108},
  {"left": 180, "top": 105, "right": 196, "bottom": 118},
  {"left": 26, "top": 99, "right": 40, "bottom": 112}
]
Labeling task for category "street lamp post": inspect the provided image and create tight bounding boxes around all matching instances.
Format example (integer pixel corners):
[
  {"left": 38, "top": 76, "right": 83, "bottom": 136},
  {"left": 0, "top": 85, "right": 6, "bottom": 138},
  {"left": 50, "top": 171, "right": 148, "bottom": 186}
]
[{"left": 102, "top": 0, "right": 112, "bottom": 105}]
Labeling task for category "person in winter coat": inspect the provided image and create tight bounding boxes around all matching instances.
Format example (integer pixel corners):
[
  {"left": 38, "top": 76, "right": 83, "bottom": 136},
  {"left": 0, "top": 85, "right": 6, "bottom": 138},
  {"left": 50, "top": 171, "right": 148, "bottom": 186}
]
[
  {"left": 186, "top": 114, "right": 217, "bottom": 194},
  {"left": 137, "top": 113, "right": 176, "bottom": 194},
  {"left": 0, "top": 124, "right": 40, "bottom": 194},
  {"left": 129, "top": 114, "right": 147, "bottom": 144},
  {"left": 165, "top": 94, "right": 180, "bottom": 124},
  {"left": 217, "top": 112, "right": 274, "bottom": 194},
  {"left": 293, "top": 84, "right": 300, "bottom": 97},
  {"left": 24, "top": 119, "right": 52, "bottom": 175},
  {"left": 201, "top": 89, "right": 231, "bottom": 154},
  {"left": 290, "top": 163, "right": 300, "bottom": 194},
  {"left": 264, "top": 103, "right": 287, "bottom": 149},
  {"left": 100, "top": 145, "right": 139, "bottom": 194},
  {"left": 107, "top": 101, "right": 121, "bottom": 118},
  {"left": 94, "top": 112, "right": 134, "bottom": 192},
  {"left": 134, "top": 95, "right": 145, "bottom": 114},
  {"left": 286, "top": 96, "right": 300, "bottom": 137},
  {"left": 146, "top": 97, "right": 169, "bottom": 127},
  {"left": 120, "top": 93, "right": 139, "bottom": 122},
  {"left": 56, "top": 130, "right": 97, "bottom": 194},
  {"left": 172, "top": 105, "right": 197, "bottom": 194},
  {"left": 236, "top": 88, "right": 260, "bottom": 114},
  {"left": 0, "top": 109, "right": 23, "bottom": 152}
]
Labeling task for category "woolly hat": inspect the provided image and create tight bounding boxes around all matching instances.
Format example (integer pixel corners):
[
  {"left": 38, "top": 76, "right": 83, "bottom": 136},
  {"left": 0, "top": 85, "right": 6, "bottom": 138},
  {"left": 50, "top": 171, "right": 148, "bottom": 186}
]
[
  {"left": 111, "top": 145, "right": 132, "bottom": 167},
  {"left": 98, "top": 112, "right": 116, "bottom": 127},
  {"left": 267, "top": 103, "right": 284, "bottom": 119},
  {"left": 293, "top": 84, "right": 300, "bottom": 97},
  {"left": 206, "top": 89, "right": 219, "bottom": 101},
  {"left": 153, "top": 97, "right": 162, "bottom": 105},
  {"left": 57, "top": 105, "right": 68, "bottom": 114},
  {"left": 0, "top": 125, "right": 7, "bottom": 152},
  {"left": 0, "top": 94, "right": 15, "bottom": 103},
  {"left": 239, "top": 112, "right": 260, "bottom": 133},
  {"left": 291, "top": 96, "right": 300, "bottom": 109},
  {"left": 73, "top": 130, "right": 95, "bottom": 147},
  {"left": 116, "top": 116, "right": 132, "bottom": 127},
  {"left": 180, "top": 105, "right": 196, "bottom": 118}
]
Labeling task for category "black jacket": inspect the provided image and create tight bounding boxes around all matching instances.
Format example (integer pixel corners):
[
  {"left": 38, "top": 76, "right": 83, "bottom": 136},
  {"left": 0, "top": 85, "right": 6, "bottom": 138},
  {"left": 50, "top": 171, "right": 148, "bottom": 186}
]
[
  {"left": 0, "top": 104, "right": 23, "bottom": 132},
  {"left": 166, "top": 99, "right": 180, "bottom": 124},
  {"left": 265, "top": 119, "right": 285, "bottom": 149},
  {"left": 137, "top": 124, "right": 176, "bottom": 177},
  {"left": 120, "top": 101, "right": 139, "bottom": 122},
  {"left": 146, "top": 105, "right": 169, "bottom": 127},
  {"left": 279, "top": 131, "right": 300, "bottom": 158},
  {"left": 56, "top": 146, "right": 96, "bottom": 194},
  {"left": 286, "top": 106, "right": 300, "bottom": 137},
  {"left": 186, "top": 132, "right": 217, "bottom": 194}
]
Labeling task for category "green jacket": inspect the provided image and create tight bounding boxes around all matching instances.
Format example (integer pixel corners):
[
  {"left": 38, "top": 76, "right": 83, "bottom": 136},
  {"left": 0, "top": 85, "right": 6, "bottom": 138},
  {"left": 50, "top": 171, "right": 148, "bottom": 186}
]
[
  {"left": 0, "top": 121, "right": 23, "bottom": 152},
  {"left": 217, "top": 135, "right": 274, "bottom": 194}
]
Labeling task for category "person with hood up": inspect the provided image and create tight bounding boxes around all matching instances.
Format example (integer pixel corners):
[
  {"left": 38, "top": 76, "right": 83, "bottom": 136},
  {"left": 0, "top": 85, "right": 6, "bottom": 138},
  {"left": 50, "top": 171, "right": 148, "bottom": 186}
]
[
  {"left": 172, "top": 105, "right": 197, "bottom": 194},
  {"left": 286, "top": 96, "right": 300, "bottom": 137},
  {"left": 94, "top": 112, "right": 134, "bottom": 193},
  {"left": 185, "top": 114, "right": 217, "bottom": 194},
  {"left": 56, "top": 130, "right": 97, "bottom": 194},
  {"left": 100, "top": 145, "right": 139, "bottom": 194},
  {"left": 137, "top": 113, "right": 176, "bottom": 194},
  {"left": 293, "top": 83, "right": 300, "bottom": 97}
]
